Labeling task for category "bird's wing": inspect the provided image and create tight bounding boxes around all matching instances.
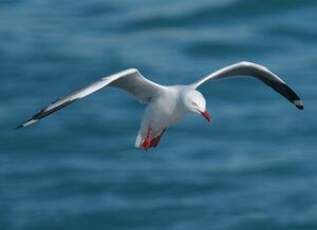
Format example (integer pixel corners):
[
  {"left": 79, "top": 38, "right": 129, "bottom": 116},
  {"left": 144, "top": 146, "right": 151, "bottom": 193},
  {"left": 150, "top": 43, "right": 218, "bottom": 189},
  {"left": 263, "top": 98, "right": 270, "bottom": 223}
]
[
  {"left": 191, "top": 61, "right": 304, "bottom": 110},
  {"left": 17, "top": 68, "right": 164, "bottom": 128}
]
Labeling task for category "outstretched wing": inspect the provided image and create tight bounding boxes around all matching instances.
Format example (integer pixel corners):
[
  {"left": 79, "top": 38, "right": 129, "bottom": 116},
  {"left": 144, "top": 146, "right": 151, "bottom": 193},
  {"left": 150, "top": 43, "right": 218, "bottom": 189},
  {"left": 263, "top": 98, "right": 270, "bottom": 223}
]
[
  {"left": 191, "top": 61, "right": 304, "bottom": 110},
  {"left": 17, "top": 68, "right": 164, "bottom": 129}
]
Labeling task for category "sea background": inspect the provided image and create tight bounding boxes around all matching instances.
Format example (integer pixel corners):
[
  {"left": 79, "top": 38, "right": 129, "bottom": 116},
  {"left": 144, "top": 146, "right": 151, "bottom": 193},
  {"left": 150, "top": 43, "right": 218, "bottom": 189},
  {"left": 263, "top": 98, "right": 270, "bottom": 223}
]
[{"left": 1, "top": 0, "right": 316, "bottom": 229}]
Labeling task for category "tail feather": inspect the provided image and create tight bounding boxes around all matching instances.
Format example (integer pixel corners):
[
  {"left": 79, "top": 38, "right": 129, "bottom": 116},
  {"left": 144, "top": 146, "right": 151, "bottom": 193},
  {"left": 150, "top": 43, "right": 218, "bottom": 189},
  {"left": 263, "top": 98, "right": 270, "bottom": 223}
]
[{"left": 134, "top": 131, "right": 142, "bottom": 148}]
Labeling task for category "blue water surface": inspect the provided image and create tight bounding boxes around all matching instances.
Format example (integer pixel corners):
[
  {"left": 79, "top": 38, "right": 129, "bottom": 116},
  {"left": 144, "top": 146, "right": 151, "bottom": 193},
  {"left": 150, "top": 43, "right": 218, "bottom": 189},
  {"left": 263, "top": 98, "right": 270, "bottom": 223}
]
[{"left": 1, "top": 0, "right": 317, "bottom": 229}]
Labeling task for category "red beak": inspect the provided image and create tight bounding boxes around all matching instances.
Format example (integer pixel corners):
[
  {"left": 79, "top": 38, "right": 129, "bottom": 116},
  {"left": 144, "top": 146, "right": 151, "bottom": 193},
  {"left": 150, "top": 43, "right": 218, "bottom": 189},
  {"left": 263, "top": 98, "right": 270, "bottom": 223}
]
[{"left": 200, "top": 110, "right": 211, "bottom": 123}]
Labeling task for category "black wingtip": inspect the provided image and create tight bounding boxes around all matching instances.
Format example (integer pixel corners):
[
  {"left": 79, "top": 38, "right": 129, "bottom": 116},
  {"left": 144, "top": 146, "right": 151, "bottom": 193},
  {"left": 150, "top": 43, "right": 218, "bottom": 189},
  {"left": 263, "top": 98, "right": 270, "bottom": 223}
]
[
  {"left": 293, "top": 99, "right": 304, "bottom": 111},
  {"left": 14, "top": 118, "right": 39, "bottom": 130},
  {"left": 14, "top": 122, "right": 27, "bottom": 130}
]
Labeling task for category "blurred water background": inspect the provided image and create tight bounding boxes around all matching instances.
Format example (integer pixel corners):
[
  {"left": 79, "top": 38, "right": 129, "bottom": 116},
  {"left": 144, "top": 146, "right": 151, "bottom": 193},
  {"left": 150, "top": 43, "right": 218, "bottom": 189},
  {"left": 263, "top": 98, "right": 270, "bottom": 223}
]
[{"left": 1, "top": 0, "right": 317, "bottom": 229}]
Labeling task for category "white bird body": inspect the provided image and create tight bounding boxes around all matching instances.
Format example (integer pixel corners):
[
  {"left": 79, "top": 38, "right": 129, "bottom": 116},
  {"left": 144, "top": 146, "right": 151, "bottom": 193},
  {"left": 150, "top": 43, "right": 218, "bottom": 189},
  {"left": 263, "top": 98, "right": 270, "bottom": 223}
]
[
  {"left": 17, "top": 61, "right": 304, "bottom": 150},
  {"left": 135, "top": 85, "right": 190, "bottom": 148}
]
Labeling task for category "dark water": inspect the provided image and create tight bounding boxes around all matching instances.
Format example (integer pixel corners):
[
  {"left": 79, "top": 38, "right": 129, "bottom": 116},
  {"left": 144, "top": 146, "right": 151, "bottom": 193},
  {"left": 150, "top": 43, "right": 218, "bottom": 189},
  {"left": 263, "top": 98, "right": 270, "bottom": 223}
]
[{"left": 1, "top": 0, "right": 317, "bottom": 229}]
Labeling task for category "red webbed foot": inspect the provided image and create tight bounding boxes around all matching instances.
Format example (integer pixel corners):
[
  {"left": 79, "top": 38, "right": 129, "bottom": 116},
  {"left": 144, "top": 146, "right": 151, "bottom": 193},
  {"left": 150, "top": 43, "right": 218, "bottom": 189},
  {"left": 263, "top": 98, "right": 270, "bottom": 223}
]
[
  {"left": 141, "top": 128, "right": 167, "bottom": 150},
  {"left": 141, "top": 127, "right": 152, "bottom": 150}
]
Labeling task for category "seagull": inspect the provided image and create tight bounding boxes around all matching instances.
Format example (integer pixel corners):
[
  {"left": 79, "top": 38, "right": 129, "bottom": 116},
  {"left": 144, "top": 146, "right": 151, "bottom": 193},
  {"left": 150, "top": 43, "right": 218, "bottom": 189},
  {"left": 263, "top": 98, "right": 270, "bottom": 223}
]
[{"left": 17, "top": 61, "right": 304, "bottom": 150}]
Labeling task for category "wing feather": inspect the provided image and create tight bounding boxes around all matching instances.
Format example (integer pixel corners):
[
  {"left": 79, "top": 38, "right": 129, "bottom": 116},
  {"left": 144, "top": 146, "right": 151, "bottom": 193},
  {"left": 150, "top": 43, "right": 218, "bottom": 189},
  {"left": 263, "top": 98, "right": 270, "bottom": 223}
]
[
  {"left": 192, "top": 61, "right": 304, "bottom": 110},
  {"left": 16, "top": 68, "right": 164, "bottom": 128}
]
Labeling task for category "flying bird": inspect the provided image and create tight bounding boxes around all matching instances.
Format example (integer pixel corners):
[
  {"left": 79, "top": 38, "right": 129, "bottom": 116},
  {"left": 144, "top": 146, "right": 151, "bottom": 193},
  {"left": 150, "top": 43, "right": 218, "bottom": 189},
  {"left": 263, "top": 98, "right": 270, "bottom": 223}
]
[{"left": 17, "top": 61, "right": 304, "bottom": 150}]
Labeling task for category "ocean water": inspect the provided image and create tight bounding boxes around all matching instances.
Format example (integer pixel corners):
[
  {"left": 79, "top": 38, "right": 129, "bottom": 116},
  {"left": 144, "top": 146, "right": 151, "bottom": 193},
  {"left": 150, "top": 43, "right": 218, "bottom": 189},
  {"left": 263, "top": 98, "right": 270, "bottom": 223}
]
[{"left": 1, "top": 0, "right": 317, "bottom": 229}]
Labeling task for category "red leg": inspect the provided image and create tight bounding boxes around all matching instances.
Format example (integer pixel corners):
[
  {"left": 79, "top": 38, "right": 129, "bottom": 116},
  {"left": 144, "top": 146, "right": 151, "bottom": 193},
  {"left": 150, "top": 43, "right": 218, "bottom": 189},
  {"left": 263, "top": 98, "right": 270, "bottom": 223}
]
[
  {"left": 150, "top": 128, "right": 167, "bottom": 148},
  {"left": 142, "top": 128, "right": 167, "bottom": 150},
  {"left": 141, "top": 127, "right": 152, "bottom": 150}
]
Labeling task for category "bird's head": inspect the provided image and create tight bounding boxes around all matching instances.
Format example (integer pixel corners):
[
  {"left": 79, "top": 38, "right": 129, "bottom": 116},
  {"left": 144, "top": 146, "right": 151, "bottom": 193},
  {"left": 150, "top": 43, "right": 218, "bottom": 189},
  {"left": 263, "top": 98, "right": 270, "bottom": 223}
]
[{"left": 183, "top": 90, "right": 211, "bottom": 123}]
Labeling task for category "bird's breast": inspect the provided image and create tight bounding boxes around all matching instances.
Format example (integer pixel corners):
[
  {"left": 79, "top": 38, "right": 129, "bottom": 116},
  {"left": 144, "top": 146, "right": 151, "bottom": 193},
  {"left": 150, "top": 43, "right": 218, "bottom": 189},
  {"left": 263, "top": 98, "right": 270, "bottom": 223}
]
[{"left": 152, "top": 92, "right": 184, "bottom": 125}]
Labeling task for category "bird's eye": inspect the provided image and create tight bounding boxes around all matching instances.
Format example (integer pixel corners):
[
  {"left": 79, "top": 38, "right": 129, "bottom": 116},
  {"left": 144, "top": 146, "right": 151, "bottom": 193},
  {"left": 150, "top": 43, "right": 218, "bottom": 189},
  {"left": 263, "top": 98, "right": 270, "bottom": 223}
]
[{"left": 192, "top": 102, "right": 198, "bottom": 106}]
